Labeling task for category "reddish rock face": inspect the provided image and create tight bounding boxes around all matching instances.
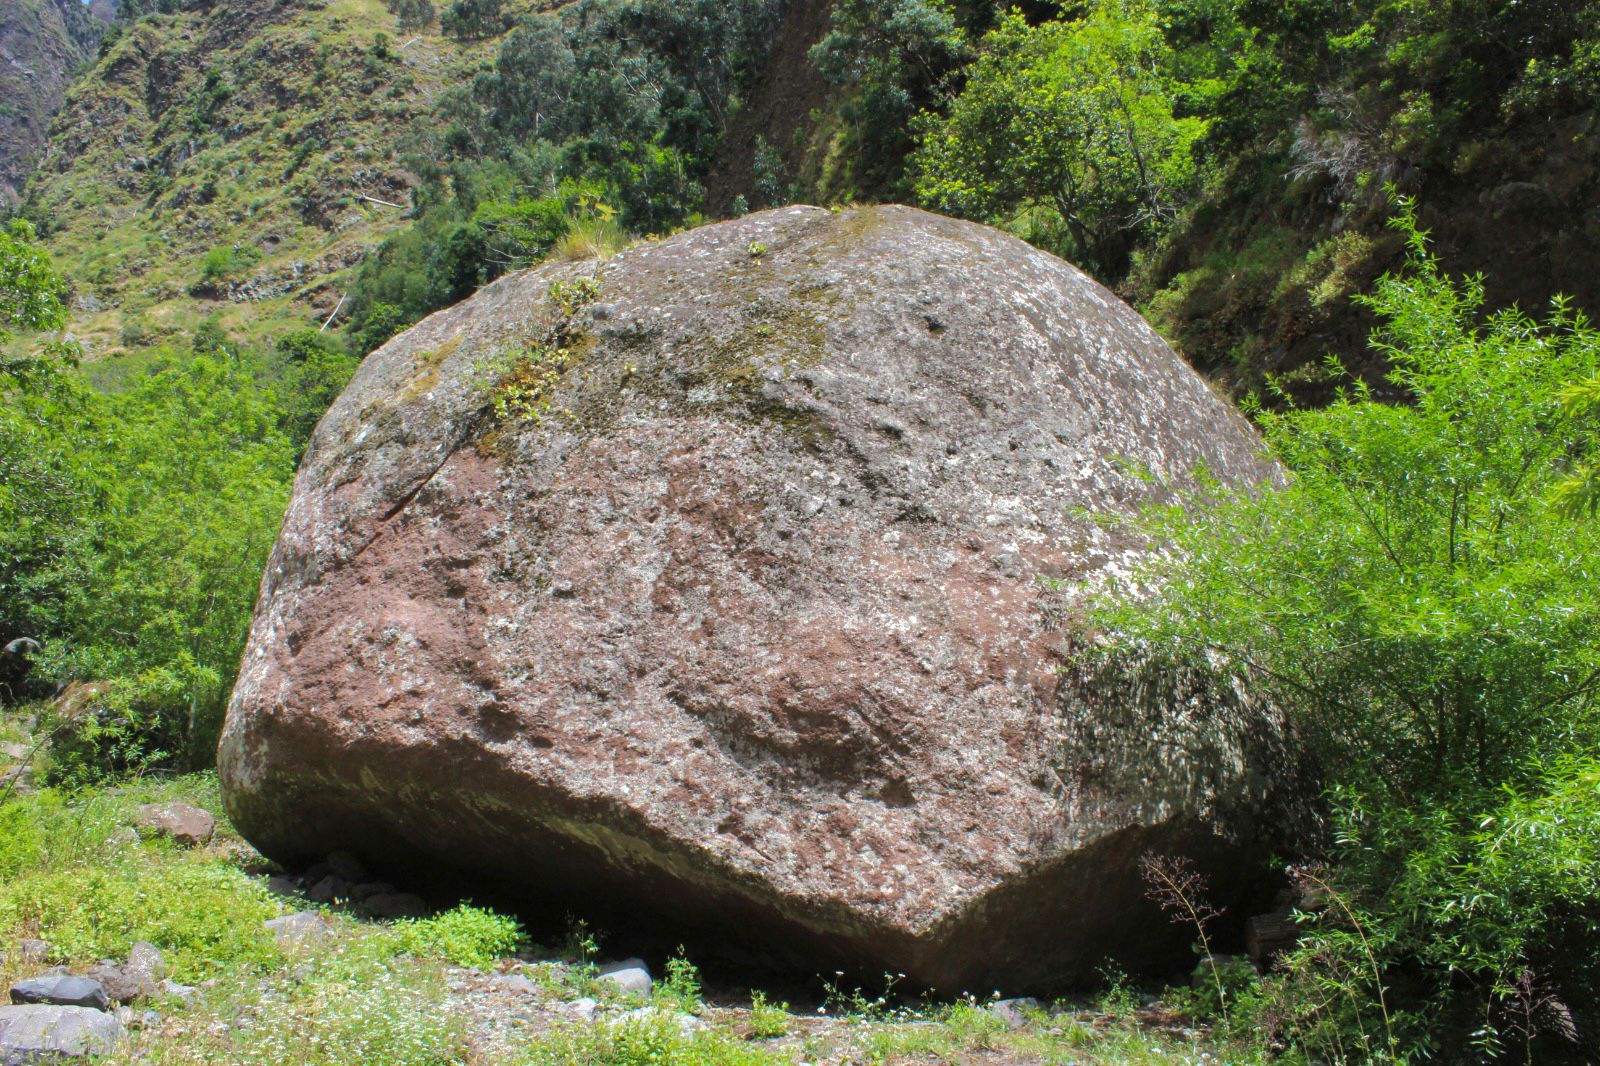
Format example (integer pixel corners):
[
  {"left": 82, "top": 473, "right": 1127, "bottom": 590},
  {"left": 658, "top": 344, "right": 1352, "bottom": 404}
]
[{"left": 219, "top": 205, "right": 1292, "bottom": 992}]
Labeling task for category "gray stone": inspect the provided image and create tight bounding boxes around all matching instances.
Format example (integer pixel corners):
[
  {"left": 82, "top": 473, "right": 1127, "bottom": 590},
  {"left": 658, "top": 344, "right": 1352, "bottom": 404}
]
[
  {"left": 112, "top": 1006, "right": 158, "bottom": 1031},
  {"left": 567, "top": 997, "right": 598, "bottom": 1021},
  {"left": 85, "top": 942, "right": 163, "bottom": 1004},
  {"left": 322, "top": 851, "right": 366, "bottom": 882},
  {"left": 13, "top": 942, "right": 48, "bottom": 965},
  {"left": 263, "top": 874, "right": 300, "bottom": 898},
  {"left": 133, "top": 803, "right": 215, "bottom": 847},
  {"left": 160, "top": 980, "right": 199, "bottom": 1004},
  {"left": 358, "top": 892, "right": 427, "bottom": 920},
  {"left": 218, "top": 205, "right": 1298, "bottom": 992},
  {"left": 488, "top": 973, "right": 537, "bottom": 995},
  {"left": 8, "top": 977, "right": 108, "bottom": 1012},
  {"left": 263, "top": 911, "right": 331, "bottom": 949},
  {"left": 349, "top": 881, "right": 395, "bottom": 901},
  {"left": 306, "top": 875, "right": 350, "bottom": 904},
  {"left": 612, "top": 1007, "right": 703, "bottom": 1034},
  {"left": 986, "top": 997, "right": 1041, "bottom": 1029},
  {"left": 0, "top": 1005, "right": 122, "bottom": 1061},
  {"left": 596, "top": 959, "right": 652, "bottom": 998}
]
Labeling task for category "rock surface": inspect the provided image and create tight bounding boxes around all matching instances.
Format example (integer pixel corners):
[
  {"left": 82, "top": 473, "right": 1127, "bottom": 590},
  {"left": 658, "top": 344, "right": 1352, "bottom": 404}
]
[
  {"left": 263, "top": 911, "right": 332, "bottom": 949},
  {"left": 133, "top": 802, "right": 216, "bottom": 847},
  {"left": 0, "top": 1005, "right": 121, "bottom": 1062},
  {"left": 596, "top": 960, "right": 653, "bottom": 998},
  {"left": 85, "top": 942, "right": 164, "bottom": 1004},
  {"left": 8, "top": 977, "right": 108, "bottom": 1012},
  {"left": 219, "top": 205, "right": 1294, "bottom": 991}
]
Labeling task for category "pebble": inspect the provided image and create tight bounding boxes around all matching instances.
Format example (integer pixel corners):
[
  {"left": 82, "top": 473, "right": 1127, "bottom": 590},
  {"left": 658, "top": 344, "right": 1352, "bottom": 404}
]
[
  {"left": 162, "top": 979, "right": 200, "bottom": 1004},
  {"left": 488, "top": 973, "right": 538, "bottom": 995},
  {"left": 307, "top": 875, "right": 351, "bottom": 904},
  {"left": 359, "top": 892, "right": 427, "bottom": 920},
  {"left": 986, "top": 996, "right": 1041, "bottom": 1029},
  {"left": 87, "top": 941, "right": 165, "bottom": 1003},
  {"left": 611, "top": 1006, "right": 704, "bottom": 1034},
  {"left": 133, "top": 802, "right": 216, "bottom": 847}
]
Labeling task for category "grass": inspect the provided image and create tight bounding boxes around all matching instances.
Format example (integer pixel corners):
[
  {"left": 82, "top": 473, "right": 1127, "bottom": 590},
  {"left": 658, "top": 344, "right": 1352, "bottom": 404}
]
[{"left": 551, "top": 212, "right": 629, "bottom": 263}]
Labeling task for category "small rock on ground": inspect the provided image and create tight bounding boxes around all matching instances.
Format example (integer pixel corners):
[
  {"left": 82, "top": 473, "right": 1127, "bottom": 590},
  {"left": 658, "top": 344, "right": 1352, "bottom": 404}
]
[
  {"left": 161, "top": 980, "right": 199, "bottom": 1004},
  {"left": 986, "top": 998, "right": 1041, "bottom": 1029},
  {"left": 612, "top": 1007, "right": 704, "bottom": 1035},
  {"left": 133, "top": 803, "right": 216, "bottom": 847},
  {"left": 596, "top": 959, "right": 652, "bottom": 997},
  {"left": 86, "top": 942, "right": 164, "bottom": 1004},
  {"left": 0, "top": 1004, "right": 122, "bottom": 1060},
  {"left": 263, "top": 911, "right": 332, "bottom": 949},
  {"left": 9, "top": 977, "right": 109, "bottom": 1012},
  {"left": 359, "top": 892, "right": 427, "bottom": 920},
  {"left": 306, "top": 875, "right": 351, "bottom": 904},
  {"left": 488, "top": 974, "right": 538, "bottom": 996},
  {"left": 304, "top": 851, "right": 364, "bottom": 883}
]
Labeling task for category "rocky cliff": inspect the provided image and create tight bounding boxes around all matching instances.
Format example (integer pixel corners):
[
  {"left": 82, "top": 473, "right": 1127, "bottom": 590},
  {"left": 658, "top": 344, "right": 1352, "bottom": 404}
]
[
  {"left": 219, "top": 205, "right": 1294, "bottom": 992},
  {"left": 0, "top": 0, "right": 109, "bottom": 204}
]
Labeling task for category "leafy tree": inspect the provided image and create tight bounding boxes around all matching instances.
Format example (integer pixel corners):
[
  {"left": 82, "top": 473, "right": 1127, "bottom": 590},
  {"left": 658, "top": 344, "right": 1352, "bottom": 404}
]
[
  {"left": 913, "top": 2, "right": 1208, "bottom": 273},
  {"left": 0, "top": 221, "right": 68, "bottom": 336},
  {"left": 3, "top": 229, "right": 355, "bottom": 771},
  {"left": 0, "top": 221, "right": 82, "bottom": 689},
  {"left": 440, "top": 0, "right": 505, "bottom": 41},
  {"left": 1094, "top": 205, "right": 1600, "bottom": 1054},
  {"left": 810, "top": 0, "right": 973, "bottom": 194},
  {"left": 386, "top": 0, "right": 435, "bottom": 32}
]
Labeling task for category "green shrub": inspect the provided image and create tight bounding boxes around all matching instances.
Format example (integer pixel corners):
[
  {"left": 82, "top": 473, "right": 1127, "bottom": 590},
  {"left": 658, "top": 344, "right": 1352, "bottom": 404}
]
[
  {"left": 198, "top": 243, "right": 260, "bottom": 283},
  {"left": 1, "top": 854, "right": 279, "bottom": 978},
  {"left": 1095, "top": 202, "right": 1600, "bottom": 1058},
  {"left": 389, "top": 904, "right": 524, "bottom": 968},
  {"left": 655, "top": 949, "right": 702, "bottom": 1013},
  {"left": 746, "top": 991, "right": 790, "bottom": 1038}
]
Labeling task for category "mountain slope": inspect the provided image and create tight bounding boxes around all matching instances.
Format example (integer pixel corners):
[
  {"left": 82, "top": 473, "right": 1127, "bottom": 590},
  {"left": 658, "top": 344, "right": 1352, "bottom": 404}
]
[
  {"left": 0, "top": 0, "right": 110, "bottom": 203},
  {"left": 22, "top": 0, "right": 529, "bottom": 355}
]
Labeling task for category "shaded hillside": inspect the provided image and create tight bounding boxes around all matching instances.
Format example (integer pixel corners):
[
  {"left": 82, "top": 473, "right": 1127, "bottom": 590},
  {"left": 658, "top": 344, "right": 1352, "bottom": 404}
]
[
  {"left": 1127, "top": 2, "right": 1600, "bottom": 400},
  {"left": 0, "top": 0, "right": 111, "bottom": 203}
]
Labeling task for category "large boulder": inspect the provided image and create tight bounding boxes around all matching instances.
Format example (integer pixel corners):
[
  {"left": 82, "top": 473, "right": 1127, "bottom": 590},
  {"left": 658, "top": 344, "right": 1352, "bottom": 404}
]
[{"left": 219, "top": 205, "right": 1293, "bottom": 991}]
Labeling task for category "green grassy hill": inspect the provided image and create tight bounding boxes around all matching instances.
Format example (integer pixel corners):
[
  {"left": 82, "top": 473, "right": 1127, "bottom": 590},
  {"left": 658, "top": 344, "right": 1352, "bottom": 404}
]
[{"left": 22, "top": 0, "right": 544, "bottom": 356}]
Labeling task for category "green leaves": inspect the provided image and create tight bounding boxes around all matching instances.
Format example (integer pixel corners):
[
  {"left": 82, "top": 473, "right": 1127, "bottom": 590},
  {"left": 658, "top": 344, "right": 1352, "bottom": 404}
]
[
  {"left": 0, "top": 219, "right": 69, "bottom": 338},
  {"left": 1096, "top": 209, "right": 1600, "bottom": 1052},
  {"left": 912, "top": 2, "right": 1208, "bottom": 273},
  {"left": 1, "top": 326, "right": 355, "bottom": 776}
]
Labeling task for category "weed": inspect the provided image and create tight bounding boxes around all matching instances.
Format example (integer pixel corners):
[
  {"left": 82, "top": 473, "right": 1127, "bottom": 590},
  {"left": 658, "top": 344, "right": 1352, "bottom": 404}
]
[
  {"left": 1142, "top": 854, "right": 1229, "bottom": 1023},
  {"left": 656, "top": 948, "right": 703, "bottom": 1013},
  {"left": 747, "top": 990, "right": 790, "bottom": 1038}
]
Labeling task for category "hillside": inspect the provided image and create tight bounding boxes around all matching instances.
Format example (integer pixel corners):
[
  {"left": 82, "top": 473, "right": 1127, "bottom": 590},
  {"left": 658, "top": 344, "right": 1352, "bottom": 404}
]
[
  {"left": 20, "top": 0, "right": 539, "bottom": 355},
  {"left": 0, "top": 0, "right": 110, "bottom": 204}
]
